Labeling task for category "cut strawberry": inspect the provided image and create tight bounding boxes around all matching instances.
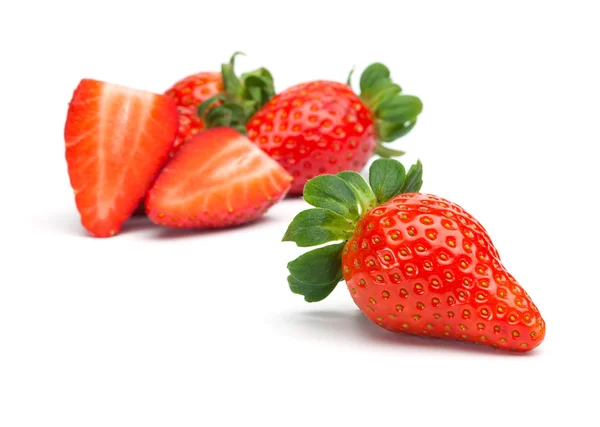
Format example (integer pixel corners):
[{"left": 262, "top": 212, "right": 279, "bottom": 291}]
[
  {"left": 146, "top": 127, "right": 293, "bottom": 228},
  {"left": 64, "top": 79, "right": 178, "bottom": 237}
]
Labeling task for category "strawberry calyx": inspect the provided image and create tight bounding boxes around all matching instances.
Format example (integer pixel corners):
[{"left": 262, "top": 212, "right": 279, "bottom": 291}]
[
  {"left": 197, "top": 52, "right": 275, "bottom": 134},
  {"left": 354, "top": 63, "right": 423, "bottom": 158},
  {"left": 282, "top": 158, "right": 423, "bottom": 302}
]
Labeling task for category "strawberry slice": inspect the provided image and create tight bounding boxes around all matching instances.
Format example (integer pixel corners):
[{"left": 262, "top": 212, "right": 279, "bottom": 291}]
[
  {"left": 146, "top": 127, "right": 293, "bottom": 228},
  {"left": 64, "top": 79, "right": 178, "bottom": 237}
]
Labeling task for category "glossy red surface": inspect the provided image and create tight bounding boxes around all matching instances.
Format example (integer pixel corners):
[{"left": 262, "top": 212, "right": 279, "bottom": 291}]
[
  {"left": 246, "top": 80, "right": 377, "bottom": 195},
  {"left": 341, "top": 193, "right": 546, "bottom": 352},
  {"left": 164, "top": 72, "right": 223, "bottom": 155}
]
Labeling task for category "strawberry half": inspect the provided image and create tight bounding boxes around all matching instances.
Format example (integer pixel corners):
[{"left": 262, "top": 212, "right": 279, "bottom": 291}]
[
  {"left": 145, "top": 127, "right": 292, "bottom": 228},
  {"left": 282, "top": 158, "right": 546, "bottom": 352},
  {"left": 64, "top": 79, "right": 178, "bottom": 237}
]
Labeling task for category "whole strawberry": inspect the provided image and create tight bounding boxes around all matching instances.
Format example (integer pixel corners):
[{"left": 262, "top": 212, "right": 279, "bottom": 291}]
[
  {"left": 165, "top": 52, "right": 275, "bottom": 156},
  {"left": 282, "top": 159, "right": 546, "bottom": 352},
  {"left": 200, "top": 62, "right": 423, "bottom": 195}
]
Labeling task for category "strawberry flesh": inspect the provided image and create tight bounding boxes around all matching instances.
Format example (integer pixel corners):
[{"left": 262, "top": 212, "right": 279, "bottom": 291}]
[
  {"left": 64, "top": 79, "right": 178, "bottom": 237},
  {"left": 146, "top": 127, "right": 292, "bottom": 228}
]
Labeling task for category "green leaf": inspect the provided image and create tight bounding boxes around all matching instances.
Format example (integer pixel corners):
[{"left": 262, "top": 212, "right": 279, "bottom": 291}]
[
  {"left": 287, "top": 274, "right": 341, "bottom": 303},
  {"left": 377, "top": 119, "right": 417, "bottom": 143},
  {"left": 336, "top": 171, "right": 377, "bottom": 214},
  {"left": 197, "top": 93, "right": 228, "bottom": 121},
  {"left": 303, "top": 175, "right": 359, "bottom": 220},
  {"left": 378, "top": 95, "right": 423, "bottom": 123},
  {"left": 282, "top": 208, "right": 354, "bottom": 247},
  {"left": 361, "top": 79, "right": 402, "bottom": 112},
  {"left": 400, "top": 160, "right": 424, "bottom": 193},
  {"left": 287, "top": 242, "right": 346, "bottom": 286},
  {"left": 359, "top": 63, "right": 391, "bottom": 94},
  {"left": 375, "top": 144, "right": 406, "bottom": 158},
  {"left": 221, "top": 62, "right": 243, "bottom": 98},
  {"left": 369, "top": 158, "right": 406, "bottom": 204}
]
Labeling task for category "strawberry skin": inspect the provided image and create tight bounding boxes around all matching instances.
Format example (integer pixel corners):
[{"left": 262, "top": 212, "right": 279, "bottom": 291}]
[
  {"left": 145, "top": 127, "right": 293, "bottom": 228},
  {"left": 247, "top": 81, "right": 377, "bottom": 195},
  {"left": 64, "top": 79, "right": 178, "bottom": 237},
  {"left": 164, "top": 72, "right": 223, "bottom": 155},
  {"left": 343, "top": 193, "right": 546, "bottom": 351}
]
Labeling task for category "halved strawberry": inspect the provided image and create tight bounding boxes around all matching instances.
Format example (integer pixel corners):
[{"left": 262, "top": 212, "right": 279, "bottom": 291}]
[
  {"left": 145, "top": 127, "right": 293, "bottom": 228},
  {"left": 64, "top": 79, "right": 178, "bottom": 237}
]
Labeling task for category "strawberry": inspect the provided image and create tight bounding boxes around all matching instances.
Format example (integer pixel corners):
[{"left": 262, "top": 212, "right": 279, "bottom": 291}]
[
  {"left": 165, "top": 52, "right": 276, "bottom": 155},
  {"left": 145, "top": 127, "right": 293, "bottom": 228},
  {"left": 282, "top": 159, "right": 546, "bottom": 352},
  {"left": 164, "top": 71, "right": 222, "bottom": 155},
  {"left": 200, "top": 62, "right": 423, "bottom": 195},
  {"left": 64, "top": 78, "right": 178, "bottom": 237}
]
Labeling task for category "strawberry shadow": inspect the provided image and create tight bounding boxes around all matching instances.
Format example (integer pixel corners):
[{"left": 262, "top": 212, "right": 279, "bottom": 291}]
[
  {"left": 149, "top": 216, "right": 278, "bottom": 240},
  {"left": 38, "top": 212, "right": 159, "bottom": 238},
  {"left": 284, "top": 309, "right": 542, "bottom": 357}
]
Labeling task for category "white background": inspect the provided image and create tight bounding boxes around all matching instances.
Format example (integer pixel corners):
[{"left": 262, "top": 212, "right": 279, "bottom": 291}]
[{"left": 1, "top": 1, "right": 599, "bottom": 426}]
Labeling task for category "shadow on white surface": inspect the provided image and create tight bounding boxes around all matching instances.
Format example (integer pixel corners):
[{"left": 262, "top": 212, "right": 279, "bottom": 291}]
[
  {"left": 151, "top": 216, "right": 277, "bottom": 240},
  {"left": 37, "top": 212, "right": 158, "bottom": 238},
  {"left": 283, "top": 309, "right": 541, "bottom": 357},
  {"left": 37, "top": 210, "right": 278, "bottom": 239}
]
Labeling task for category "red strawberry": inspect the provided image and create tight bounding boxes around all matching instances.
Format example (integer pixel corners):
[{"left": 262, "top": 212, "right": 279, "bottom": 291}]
[
  {"left": 145, "top": 127, "right": 292, "bottom": 228},
  {"left": 200, "top": 62, "right": 423, "bottom": 195},
  {"left": 164, "top": 71, "right": 223, "bottom": 155},
  {"left": 166, "top": 52, "right": 276, "bottom": 156},
  {"left": 64, "top": 78, "right": 178, "bottom": 237},
  {"left": 283, "top": 159, "right": 546, "bottom": 352}
]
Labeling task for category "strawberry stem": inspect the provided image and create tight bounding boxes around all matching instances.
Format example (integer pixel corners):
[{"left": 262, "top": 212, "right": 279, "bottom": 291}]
[{"left": 198, "top": 52, "right": 276, "bottom": 133}]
